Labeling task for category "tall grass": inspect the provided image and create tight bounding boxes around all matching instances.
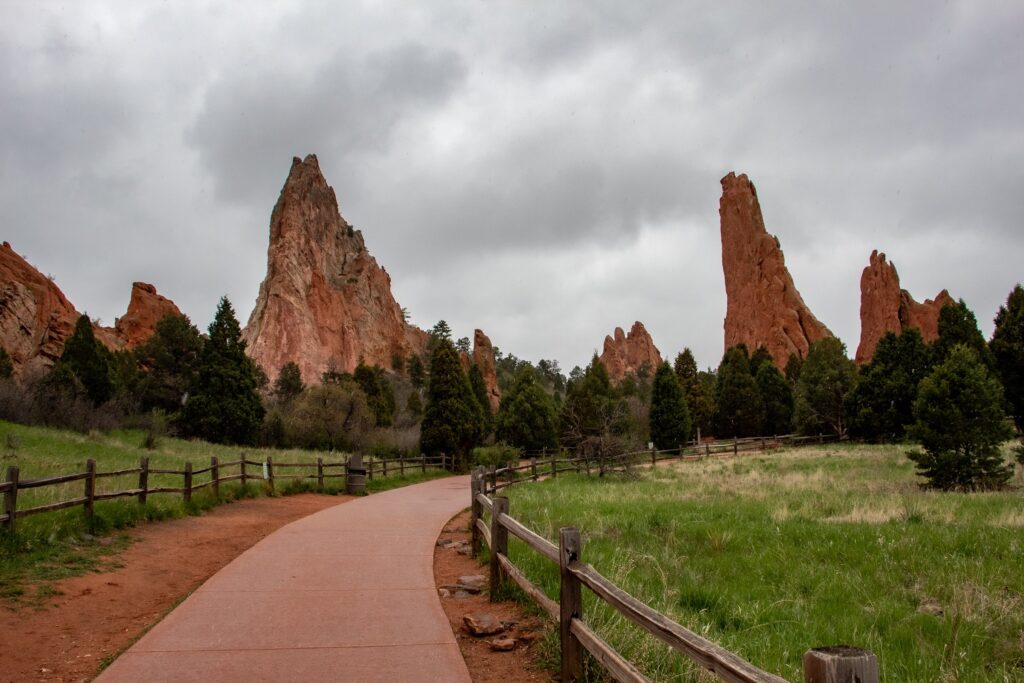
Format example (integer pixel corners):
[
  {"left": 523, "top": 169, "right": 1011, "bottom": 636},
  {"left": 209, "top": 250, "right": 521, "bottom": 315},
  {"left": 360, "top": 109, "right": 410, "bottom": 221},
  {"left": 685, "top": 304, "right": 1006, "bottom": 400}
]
[{"left": 500, "top": 443, "right": 1024, "bottom": 682}]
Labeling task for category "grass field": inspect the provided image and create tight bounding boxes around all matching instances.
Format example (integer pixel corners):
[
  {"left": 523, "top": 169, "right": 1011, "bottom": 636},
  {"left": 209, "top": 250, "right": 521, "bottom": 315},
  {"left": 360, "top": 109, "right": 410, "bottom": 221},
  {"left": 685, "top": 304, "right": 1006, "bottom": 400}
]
[
  {"left": 498, "top": 443, "right": 1024, "bottom": 682},
  {"left": 0, "top": 419, "right": 448, "bottom": 601}
]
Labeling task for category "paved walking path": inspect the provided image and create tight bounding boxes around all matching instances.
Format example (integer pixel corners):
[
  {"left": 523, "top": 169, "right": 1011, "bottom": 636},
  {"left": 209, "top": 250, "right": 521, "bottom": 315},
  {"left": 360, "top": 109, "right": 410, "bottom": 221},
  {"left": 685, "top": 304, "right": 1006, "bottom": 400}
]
[{"left": 99, "top": 475, "right": 472, "bottom": 683}]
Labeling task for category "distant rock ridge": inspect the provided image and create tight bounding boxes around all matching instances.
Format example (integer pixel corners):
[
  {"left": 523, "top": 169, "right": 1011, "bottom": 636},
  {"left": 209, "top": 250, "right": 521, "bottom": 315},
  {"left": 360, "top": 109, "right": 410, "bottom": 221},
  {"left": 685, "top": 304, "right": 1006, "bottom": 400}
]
[
  {"left": 472, "top": 329, "right": 501, "bottom": 410},
  {"left": 855, "top": 249, "right": 954, "bottom": 364},
  {"left": 598, "top": 321, "right": 661, "bottom": 382},
  {"left": 242, "top": 154, "right": 429, "bottom": 383},
  {"left": 719, "top": 172, "right": 832, "bottom": 368}
]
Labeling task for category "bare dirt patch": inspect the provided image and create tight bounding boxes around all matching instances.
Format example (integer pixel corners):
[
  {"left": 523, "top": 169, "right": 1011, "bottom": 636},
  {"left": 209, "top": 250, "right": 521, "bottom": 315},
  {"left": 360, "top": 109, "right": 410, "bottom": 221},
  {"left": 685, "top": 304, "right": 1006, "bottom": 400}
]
[
  {"left": 434, "top": 509, "right": 552, "bottom": 682},
  {"left": 0, "top": 493, "right": 348, "bottom": 683}
]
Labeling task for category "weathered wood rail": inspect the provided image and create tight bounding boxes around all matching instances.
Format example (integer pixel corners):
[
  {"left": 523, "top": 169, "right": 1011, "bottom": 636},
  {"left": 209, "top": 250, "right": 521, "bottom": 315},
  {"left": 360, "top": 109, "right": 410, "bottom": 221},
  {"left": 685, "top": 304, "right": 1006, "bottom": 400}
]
[
  {"left": 1, "top": 453, "right": 450, "bottom": 534},
  {"left": 469, "top": 437, "right": 877, "bottom": 683}
]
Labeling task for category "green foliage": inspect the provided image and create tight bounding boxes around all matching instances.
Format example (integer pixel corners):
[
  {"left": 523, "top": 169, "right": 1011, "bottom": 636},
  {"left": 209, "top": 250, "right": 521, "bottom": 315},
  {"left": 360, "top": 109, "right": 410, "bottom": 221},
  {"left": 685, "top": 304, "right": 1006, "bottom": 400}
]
[
  {"left": 990, "top": 284, "right": 1024, "bottom": 430},
  {"left": 472, "top": 443, "right": 521, "bottom": 469},
  {"left": 908, "top": 345, "right": 1013, "bottom": 490},
  {"left": 406, "top": 390, "right": 423, "bottom": 417},
  {"left": 793, "top": 338, "right": 858, "bottom": 436},
  {"left": 140, "top": 409, "right": 167, "bottom": 450},
  {"left": 933, "top": 299, "right": 995, "bottom": 370},
  {"left": 420, "top": 338, "right": 483, "bottom": 470},
  {"left": 134, "top": 314, "right": 204, "bottom": 415},
  {"left": 849, "top": 330, "right": 932, "bottom": 442},
  {"left": 272, "top": 361, "right": 305, "bottom": 403},
  {"left": 179, "top": 297, "right": 265, "bottom": 445},
  {"left": 784, "top": 353, "right": 803, "bottom": 384},
  {"left": 0, "top": 346, "right": 14, "bottom": 379},
  {"left": 468, "top": 363, "right": 494, "bottom": 435},
  {"left": 495, "top": 367, "right": 559, "bottom": 451},
  {"left": 560, "top": 355, "right": 629, "bottom": 449},
  {"left": 755, "top": 363, "right": 793, "bottom": 435},
  {"left": 748, "top": 346, "right": 773, "bottom": 377},
  {"left": 455, "top": 336, "right": 471, "bottom": 354},
  {"left": 353, "top": 361, "right": 396, "bottom": 427},
  {"left": 283, "top": 380, "right": 373, "bottom": 451},
  {"left": 675, "top": 349, "right": 716, "bottom": 439},
  {"left": 713, "top": 345, "right": 764, "bottom": 438},
  {"left": 649, "top": 362, "right": 691, "bottom": 449},
  {"left": 407, "top": 354, "right": 426, "bottom": 388},
  {"left": 1013, "top": 442, "right": 1024, "bottom": 467},
  {"left": 60, "top": 315, "right": 112, "bottom": 405}
]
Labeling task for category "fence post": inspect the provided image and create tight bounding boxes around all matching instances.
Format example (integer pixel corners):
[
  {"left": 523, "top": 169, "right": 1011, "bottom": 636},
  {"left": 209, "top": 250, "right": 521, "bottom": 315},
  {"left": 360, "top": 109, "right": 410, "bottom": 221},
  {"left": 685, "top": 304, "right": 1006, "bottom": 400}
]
[
  {"left": 470, "top": 471, "right": 482, "bottom": 557},
  {"left": 559, "top": 527, "right": 583, "bottom": 682},
  {"left": 138, "top": 457, "right": 149, "bottom": 505},
  {"left": 84, "top": 459, "right": 96, "bottom": 521},
  {"left": 551, "top": 451, "right": 557, "bottom": 478},
  {"left": 210, "top": 457, "right": 220, "bottom": 499},
  {"left": 239, "top": 455, "right": 247, "bottom": 487},
  {"left": 3, "top": 465, "right": 18, "bottom": 534},
  {"left": 733, "top": 438, "right": 738, "bottom": 456},
  {"left": 400, "top": 457, "right": 405, "bottom": 476},
  {"left": 383, "top": 458, "right": 388, "bottom": 477},
  {"left": 421, "top": 454, "right": 426, "bottom": 473},
  {"left": 705, "top": 442, "right": 710, "bottom": 457},
  {"left": 266, "top": 456, "right": 275, "bottom": 493},
  {"left": 803, "top": 647, "right": 878, "bottom": 683},
  {"left": 183, "top": 461, "right": 193, "bottom": 504},
  {"left": 317, "top": 457, "right": 324, "bottom": 489},
  {"left": 367, "top": 457, "right": 374, "bottom": 481},
  {"left": 531, "top": 458, "right": 537, "bottom": 481},
  {"left": 489, "top": 465, "right": 497, "bottom": 493},
  {"left": 489, "top": 496, "right": 509, "bottom": 601},
  {"left": 651, "top": 446, "right": 656, "bottom": 467}
]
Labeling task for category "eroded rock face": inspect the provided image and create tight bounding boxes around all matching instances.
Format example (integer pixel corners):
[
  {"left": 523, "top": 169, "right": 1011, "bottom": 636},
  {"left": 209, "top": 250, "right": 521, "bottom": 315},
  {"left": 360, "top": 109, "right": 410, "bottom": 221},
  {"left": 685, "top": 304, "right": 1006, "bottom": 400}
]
[
  {"left": 720, "top": 172, "right": 832, "bottom": 368},
  {"left": 242, "top": 154, "right": 429, "bottom": 383},
  {"left": 599, "top": 321, "right": 661, "bottom": 382},
  {"left": 855, "top": 250, "right": 953, "bottom": 364},
  {"left": 472, "top": 329, "right": 501, "bottom": 410},
  {"left": 0, "top": 242, "right": 80, "bottom": 378},
  {"left": 112, "top": 282, "right": 183, "bottom": 349}
]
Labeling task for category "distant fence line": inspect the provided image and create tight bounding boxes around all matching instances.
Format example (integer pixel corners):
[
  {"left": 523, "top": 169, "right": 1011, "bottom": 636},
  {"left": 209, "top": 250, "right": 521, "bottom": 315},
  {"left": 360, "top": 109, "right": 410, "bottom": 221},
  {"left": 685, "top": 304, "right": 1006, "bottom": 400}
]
[{"left": 1, "top": 453, "right": 451, "bottom": 534}]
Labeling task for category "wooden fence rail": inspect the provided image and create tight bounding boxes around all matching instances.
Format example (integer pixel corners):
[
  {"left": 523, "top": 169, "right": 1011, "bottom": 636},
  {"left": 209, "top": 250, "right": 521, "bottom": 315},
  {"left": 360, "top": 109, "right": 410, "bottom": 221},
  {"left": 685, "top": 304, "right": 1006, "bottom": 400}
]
[
  {"left": 1, "top": 453, "right": 451, "bottom": 534},
  {"left": 469, "top": 447, "right": 877, "bottom": 683}
]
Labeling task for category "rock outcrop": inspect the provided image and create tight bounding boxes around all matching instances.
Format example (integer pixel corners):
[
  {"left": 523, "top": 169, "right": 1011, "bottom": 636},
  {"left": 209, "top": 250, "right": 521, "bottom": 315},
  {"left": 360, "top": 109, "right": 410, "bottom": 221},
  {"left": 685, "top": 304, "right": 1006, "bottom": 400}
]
[
  {"left": 243, "top": 154, "right": 429, "bottom": 383},
  {"left": 0, "top": 242, "right": 80, "bottom": 378},
  {"left": 598, "top": 321, "right": 661, "bottom": 382},
  {"left": 472, "top": 329, "right": 501, "bottom": 410},
  {"left": 108, "top": 282, "right": 183, "bottom": 350},
  {"left": 720, "top": 172, "right": 832, "bottom": 368},
  {"left": 855, "top": 250, "right": 954, "bottom": 364}
]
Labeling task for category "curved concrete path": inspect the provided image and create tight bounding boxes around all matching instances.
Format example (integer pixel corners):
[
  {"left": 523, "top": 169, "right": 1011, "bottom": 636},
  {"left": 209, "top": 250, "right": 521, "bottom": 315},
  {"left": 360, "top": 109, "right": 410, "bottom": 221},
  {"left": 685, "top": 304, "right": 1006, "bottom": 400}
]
[{"left": 99, "top": 475, "right": 472, "bottom": 683}]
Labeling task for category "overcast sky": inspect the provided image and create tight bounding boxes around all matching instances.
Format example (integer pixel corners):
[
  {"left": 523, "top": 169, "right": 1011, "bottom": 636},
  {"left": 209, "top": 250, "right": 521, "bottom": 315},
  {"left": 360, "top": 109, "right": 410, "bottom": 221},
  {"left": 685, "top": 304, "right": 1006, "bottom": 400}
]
[{"left": 3, "top": 2, "right": 1022, "bottom": 373}]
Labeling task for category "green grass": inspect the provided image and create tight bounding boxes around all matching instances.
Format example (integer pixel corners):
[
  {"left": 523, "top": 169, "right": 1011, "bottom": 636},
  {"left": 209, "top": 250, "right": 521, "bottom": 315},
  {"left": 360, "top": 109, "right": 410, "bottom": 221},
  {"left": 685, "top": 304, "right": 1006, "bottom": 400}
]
[
  {"left": 0, "top": 419, "right": 450, "bottom": 601},
  {"left": 497, "top": 443, "right": 1024, "bottom": 682}
]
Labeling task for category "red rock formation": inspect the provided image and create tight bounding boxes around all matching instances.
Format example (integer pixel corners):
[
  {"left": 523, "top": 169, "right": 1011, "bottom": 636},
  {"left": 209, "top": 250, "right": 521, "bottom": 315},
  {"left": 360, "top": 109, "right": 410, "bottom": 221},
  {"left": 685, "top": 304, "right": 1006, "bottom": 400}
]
[
  {"left": 472, "top": 329, "right": 501, "bottom": 410},
  {"left": 855, "top": 250, "right": 954, "bottom": 364},
  {"left": 720, "top": 172, "right": 832, "bottom": 368},
  {"left": 106, "top": 282, "right": 182, "bottom": 350},
  {"left": 599, "top": 321, "right": 661, "bottom": 382},
  {"left": 0, "top": 242, "right": 80, "bottom": 378},
  {"left": 242, "top": 155, "right": 429, "bottom": 383}
]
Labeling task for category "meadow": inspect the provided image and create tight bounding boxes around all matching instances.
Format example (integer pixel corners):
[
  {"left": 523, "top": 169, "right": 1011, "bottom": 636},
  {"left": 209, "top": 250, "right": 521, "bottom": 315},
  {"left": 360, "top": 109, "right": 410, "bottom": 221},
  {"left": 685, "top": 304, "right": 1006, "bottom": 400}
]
[{"left": 499, "top": 443, "right": 1024, "bottom": 682}]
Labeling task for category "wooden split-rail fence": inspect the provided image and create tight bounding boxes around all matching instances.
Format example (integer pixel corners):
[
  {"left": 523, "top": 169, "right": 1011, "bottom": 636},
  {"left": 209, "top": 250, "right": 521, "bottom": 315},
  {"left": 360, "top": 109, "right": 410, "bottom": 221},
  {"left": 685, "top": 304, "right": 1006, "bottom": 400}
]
[
  {"left": 469, "top": 434, "right": 877, "bottom": 683},
  {"left": 1, "top": 453, "right": 451, "bottom": 534}
]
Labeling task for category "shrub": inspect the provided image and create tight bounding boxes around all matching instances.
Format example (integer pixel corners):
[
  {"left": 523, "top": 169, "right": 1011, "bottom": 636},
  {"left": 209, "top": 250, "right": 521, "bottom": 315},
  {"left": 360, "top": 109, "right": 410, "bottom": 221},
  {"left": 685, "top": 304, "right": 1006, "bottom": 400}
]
[{"left": 472, "top": 444, "right": 520, "bottom": 470}]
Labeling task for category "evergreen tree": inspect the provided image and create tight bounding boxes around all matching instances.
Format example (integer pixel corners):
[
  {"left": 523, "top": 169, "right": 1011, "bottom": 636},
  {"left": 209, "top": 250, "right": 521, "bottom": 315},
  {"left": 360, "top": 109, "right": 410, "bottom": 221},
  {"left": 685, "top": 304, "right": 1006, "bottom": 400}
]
[
  {"left": 0, "top": 346, "right": 13, "bottom": 379},
  {"left": 784, "top": 353, "right": 803, "bottom": 385},
  {"left": 793, "top": 338, "right": 858, "bottom": 436},
  {"left": 849, "top": 330, "right": 932, "bottom": 442},
  {"left": 673, "top": 348, "right": 715, "bottom": 439},
  {"left": 408, "top": 354, "right": 426, "bottom": 388},
  {"left": 420, "top": 338, "right": 483, "bottom": 470},
  {"left": 749, "top": 346, "right": 774, "bottom": 377},
  {"left": 560, "top": 354, "right": 624, "bottom": 447},
  {"left": 908, "top": 345, "right": 1013, "bottom": 490},
  {"left": 354, "top": 361, "right": 396, "bottom": 427},
  {"left": 455, "top": 336, "right": 471, "bottom": 354},
  {"left": 713, "top": 345, "right": 764, "bottom": 438},
  {"left": 273, "top": 361, "right": 305, "bottom": 403},
  {"left": 135, "top": 314, "right": 204, "bottom": 414},
  {"left": 495, "top": 367, "right": 559, "bottom": 451},
  {"left": 933, "top": 299, "right": 995, "bottom": 369},
  {"left": 60, "top": 315, "right": 112, "bottom": 405},
  {"left": 468, "top": 363, "right": 494, "bottom": 436},
  {"left": 649, "top": 362, "right": 691, "bottom": 449},
  {"left": 756, "top": 362, "right": 793, "bottom": 435},
  {"left": 180, "top": 297, "right": 265, "bottom": 445},
  {"left": 285, "top": 380, "right": 373, "bottom": 451},
  {"left": 990, "top": 284, "right": 1024, "bottom": 430}
]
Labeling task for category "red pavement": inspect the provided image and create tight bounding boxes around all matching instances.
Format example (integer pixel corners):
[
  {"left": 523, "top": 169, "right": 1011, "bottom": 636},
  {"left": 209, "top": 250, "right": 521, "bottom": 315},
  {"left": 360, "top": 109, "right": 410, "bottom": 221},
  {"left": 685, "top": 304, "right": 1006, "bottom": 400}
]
[{"left": 98, "top": 475, "right": 472, "bottom": 683}]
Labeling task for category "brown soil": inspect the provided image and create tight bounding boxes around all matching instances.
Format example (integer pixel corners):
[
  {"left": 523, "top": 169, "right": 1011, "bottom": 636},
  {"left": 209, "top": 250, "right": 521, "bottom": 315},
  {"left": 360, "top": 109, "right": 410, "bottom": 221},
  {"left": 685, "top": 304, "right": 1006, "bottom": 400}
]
[
  {"left": 433, "top": 510, "right": 553, "bottom": 682},
  {"left": 0, "top": 493, "right": 348, "bottom": 683}
]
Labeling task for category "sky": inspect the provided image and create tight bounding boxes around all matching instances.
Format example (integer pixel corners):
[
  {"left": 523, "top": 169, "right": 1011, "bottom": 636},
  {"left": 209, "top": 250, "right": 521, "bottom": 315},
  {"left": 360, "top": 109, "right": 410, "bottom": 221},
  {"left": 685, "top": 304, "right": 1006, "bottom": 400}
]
[{"left": 3, "top": 1, "right": 1022, "bottom": 373}]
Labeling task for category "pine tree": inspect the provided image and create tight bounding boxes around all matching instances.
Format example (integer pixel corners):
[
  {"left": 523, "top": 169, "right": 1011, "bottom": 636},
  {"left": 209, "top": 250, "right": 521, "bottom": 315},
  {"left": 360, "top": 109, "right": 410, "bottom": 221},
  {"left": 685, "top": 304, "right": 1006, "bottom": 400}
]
[
  {"left": 468, "top": 363, "right": 494, "bottom": 436},
  {"left": 135, "top": 314, "right": 204, "bottom": 414},
  {"left": 420, "top": 338, "right": 483, "bottom": 470},
  {"left": 713, "top": 345, "right": 764, "bottom": 438},
  {"left": 749, "top": 346, "right": 774, "bottom": 377},
  {"left": 849, "top": 330, "right": 932, "bottom": 442},
  {"left": 272, "top": 361, "right": 305, "bottom": 403},
  {"left": 495, "top": 367, "right": 558, "bottom": 451},
  {"left": 756, "top": 362, "right": 793, "bottom": 435},
  {"left": 649, "top": 361, "right": 691, "bottom": 449},
  {"left": 933, "top": 299, "right": 995, "bottom": 369},
  {"left": 354, "top": 361, "right": 396, "bottom": 427},
  {"left": 990, "top": 284, "right": 1024, "bottom": 430},
  {"left": 908, "top": 345, "right": 1013, "bottom": 490},
  {"left": 793, "top": 338, "right": 858, "bottom": 436},
  {"left": 180, "top": 297, "right": 265, "bottom": 445},
  {"left": 60, "top": 315, "right": 112, "bottom": 405}
]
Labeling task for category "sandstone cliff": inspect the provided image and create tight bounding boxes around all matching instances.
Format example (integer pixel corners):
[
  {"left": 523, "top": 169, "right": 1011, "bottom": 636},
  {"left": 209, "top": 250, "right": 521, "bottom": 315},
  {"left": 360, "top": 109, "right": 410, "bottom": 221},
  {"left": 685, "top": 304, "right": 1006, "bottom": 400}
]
[
  {"left": 720, "top": 172, "right": 832, "bottom": 368},
  {"left": 599, "top": 321, "right": 661, "bottom": 382},
  {"left": 855, "top": 250, "right": 953, "bottom": 364},
  {"left": 110, "top": 282, "right": 183, "bottom": 350},
  {"left": 472, "top": 328, "right": 501, "bottom": 410},
  {"left": 242, "top": 155, "right": 429, "bottom": 383}
]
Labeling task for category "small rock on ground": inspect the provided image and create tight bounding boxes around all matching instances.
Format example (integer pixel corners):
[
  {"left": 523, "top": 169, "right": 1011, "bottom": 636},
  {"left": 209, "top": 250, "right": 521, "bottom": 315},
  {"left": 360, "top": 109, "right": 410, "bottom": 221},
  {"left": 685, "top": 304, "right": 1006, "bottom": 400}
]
[
  {"left": 463, "top": 612, "right": 505, "bottom": 636},
  {"left": 490, "top": 638, "right": 516, "bottom": 652}
]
